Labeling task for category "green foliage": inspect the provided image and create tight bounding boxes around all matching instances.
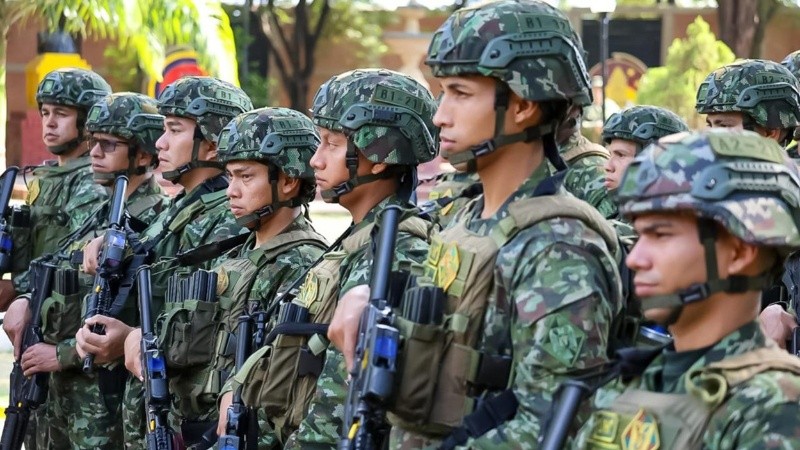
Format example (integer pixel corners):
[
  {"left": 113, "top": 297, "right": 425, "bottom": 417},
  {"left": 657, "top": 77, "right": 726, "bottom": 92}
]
[
  {"left": 637, "top": 16, "right": 735, "bottom": 128},
  {"left": 239, "top": 68, "right": 276, "bottom": 109},
  {"left": 102, "top": 46, "right": 144, "bottom": 93}
]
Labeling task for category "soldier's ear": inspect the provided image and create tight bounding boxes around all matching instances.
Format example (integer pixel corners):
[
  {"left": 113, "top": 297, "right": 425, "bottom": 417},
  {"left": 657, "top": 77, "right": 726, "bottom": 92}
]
[
  {"left": 370, "top": 162, "right": 389, "bottom": 175},
  {"left": 279, "top": 172, "right": 301, "bottom": 197},
  {"left": 203, "top": 141, "right": 218, "bottom": 161},
  {"left": 719, "top": 231, "right": 760, "bottom": 277},
  {"left": 510, "top": 95, "right": 541, "bottom": 129}
]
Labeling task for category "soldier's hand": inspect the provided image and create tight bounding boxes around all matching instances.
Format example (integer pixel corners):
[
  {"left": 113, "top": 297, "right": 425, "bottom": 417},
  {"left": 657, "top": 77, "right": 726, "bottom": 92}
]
[
  {"left": 217, "top": 391, "right": 234, "bottom": 436},
  {"left": 3, "top": 297, "right": 30, "bottom": 358},
  {"left": 82, "top": 235, "right": 104, "bottom": 275},
  {"left": 20, "top": 343, "right": 59, "bottom": 376},
  {"left": 329, "top": 284, "right": 370, "bottom": 372},
  {"left": 124, "top": 327, "right": 143, "bottom": 380},
  {"left": 76, "top": 315, "right": 132, "bottom": 364},
  {"left": 0, "top": 280, "right": 18, "bottom": 312},
  {"left": 760, "top": 303, "right": 797, "bottom": 349}
]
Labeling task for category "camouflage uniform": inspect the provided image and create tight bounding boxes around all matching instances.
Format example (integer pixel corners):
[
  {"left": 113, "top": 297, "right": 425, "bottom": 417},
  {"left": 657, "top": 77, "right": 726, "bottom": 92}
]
[
  {"left": 160, "top": 108, "right": 328, "bottom": 442},
  {"left": 283, "top": 69, "right": 437, "bottom": 449},
  {"left": 385, "top": 2, "right": 624, "bottom": 448},
  {"left": 696, "top": 59, "right": 800, "bottom": 148},
  {"left": 780, "top": 50, "right": 800, "bottom": 158},
  {"left": 12, "top": 68, "right": 112, "bottom": 294},
  {"left": 121, "top": 77, "right": 252, "bottom": 450},
  {"left": 573, "top": 130, "right": 800, "bottom": 450},
  {"left": 424, "top": 171, "right": 480, "bottom": 229},
  {"left": 557, "top": 132, "right": 616, "bottom": 218},
  {"left": 39, "top": 92, "right": 167, "bottom": 450}
]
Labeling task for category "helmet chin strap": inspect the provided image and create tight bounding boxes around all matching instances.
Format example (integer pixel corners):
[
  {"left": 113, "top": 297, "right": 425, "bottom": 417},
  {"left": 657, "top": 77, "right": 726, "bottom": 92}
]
[
  {"left": 161, "top": 126, "right": 222, "bottom": 184},
  {"left": 640, "top": 218, "right": 772, "bottom": 327},
  {"left": 48, "top": 136, "right": 85, "bottom": 156},
  {"left": 236, "top": 164, "right": 303, "bottom": 230},
  {"left": 443, "top": 81, "right": 566, "bottom": 173},
  {"left": 93, "top": 147, "right": 148, "bottom": 185},
  {"left": 319, "top": 139, "right": 400, "bottom": 203}
]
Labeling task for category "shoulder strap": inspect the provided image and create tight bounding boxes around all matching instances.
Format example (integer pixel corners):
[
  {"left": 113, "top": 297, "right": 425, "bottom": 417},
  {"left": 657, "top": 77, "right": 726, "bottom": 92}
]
[
  {"left": 249, "top": 228, "right": 328, "bottom": 266},
  {"left": 127, "top": 193, "right": 165, "bottom": 220},
  {"left": 561, "top": 137, "right": 609, "bottom": 163}
]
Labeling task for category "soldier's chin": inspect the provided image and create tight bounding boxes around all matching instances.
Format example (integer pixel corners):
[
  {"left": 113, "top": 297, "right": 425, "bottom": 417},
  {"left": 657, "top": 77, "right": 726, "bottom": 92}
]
[
  {"left": 643, "top": 307, "right": 678, "bottom": 326},
  {"left": 441, "top": 152, "right": 470, "bottom": 172}
]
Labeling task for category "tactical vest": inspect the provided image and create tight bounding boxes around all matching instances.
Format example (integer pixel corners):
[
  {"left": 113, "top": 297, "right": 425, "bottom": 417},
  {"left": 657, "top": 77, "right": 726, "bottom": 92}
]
[
  {"left": 583, "top": 342, "right": 800, "bottom": 450},
  {"left": 160, "top": 227, "right": 327, "bottom": 419},
  {"left": 561, "top": 136, "right": 609, "bottom": 165},
  {"left": 236, "top": 214, "right": 429, "bottom": 441},
  {"left": 388, "top": 194, "right": 620, "bottom": 436}
]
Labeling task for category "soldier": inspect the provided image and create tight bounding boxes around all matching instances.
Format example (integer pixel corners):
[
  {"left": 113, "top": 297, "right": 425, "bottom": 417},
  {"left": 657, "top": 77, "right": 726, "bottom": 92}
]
[
  {"left": 2, "top": 67, "right": 111, "bottom": 450},
  {"left": 142, "top": 107, "right": 329, "bottom": 444},
  {"left": 259, "top": 68, "right": 437, "bottom": 449},
  {"left": 780, "top": 49, "right": 800, "bottom": 158},
  {"left": 601, "top": 105, "right": 689, "bottom": 192},
  {"left": 696, "top": 59, "right": 800, "bottom": 147},
  {"left": 328, "top": 1, "right": 624, "bottom": 448},
  {"left": 571, "top": 130, "right": 800, "bottom": 450},
  {"left": 74, "top": 76, "right": 251, "bottom": 450},
  {"left": 27, "top": 92, "right": 167, "bottom": 450}
]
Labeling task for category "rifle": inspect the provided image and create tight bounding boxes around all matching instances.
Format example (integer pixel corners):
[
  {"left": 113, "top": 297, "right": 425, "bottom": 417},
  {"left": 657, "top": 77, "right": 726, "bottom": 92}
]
[
  {"left": 783, "top": 255, "right": 800, "bottom": 355},
  {"left": 138, "top": 265, "right": 179, "bottom": 450},
  {"left": 217, "top": 310, "right": 256, "bottom": 450},
  {"left": 82, "top": 175, "right": 130, "bottom": 372},
  {"left": 339, "top": 205, "right": 402, "bottom": 450},
  {"left": 0, "top": 260, "right": 56, "bottom": 450},
  {"left": 0, "top": 166, "right": 20, "bottom": 274}
]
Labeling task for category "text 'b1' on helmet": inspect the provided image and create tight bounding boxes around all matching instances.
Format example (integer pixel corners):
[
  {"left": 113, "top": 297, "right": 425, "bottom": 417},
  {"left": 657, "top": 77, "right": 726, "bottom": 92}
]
[
  {"left": 310, "top": 68, "right": 438, "bottom": 166},
  {"left": 425, "top": 0, "right": 592, "bottom": 106}
]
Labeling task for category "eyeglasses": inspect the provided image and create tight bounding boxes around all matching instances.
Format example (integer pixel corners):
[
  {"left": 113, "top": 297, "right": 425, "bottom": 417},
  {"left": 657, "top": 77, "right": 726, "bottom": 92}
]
[{"left": 88, "top": 137, "right": 130, "bottom": 154}]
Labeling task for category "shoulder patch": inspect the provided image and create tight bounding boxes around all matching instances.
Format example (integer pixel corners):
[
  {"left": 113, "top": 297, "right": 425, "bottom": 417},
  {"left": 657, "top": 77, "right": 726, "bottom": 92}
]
[
  {"left": 27, "top": 178, "right": 40, "bottom": 204},
  {"left": 622, "top": 409, "right": 660, "bottom": 450},
  {"left": 217, "top": 267, "right": 229, "bottom": 295},
  {"left": 539, "top": 314, "right": 586, "bottom": 366}
]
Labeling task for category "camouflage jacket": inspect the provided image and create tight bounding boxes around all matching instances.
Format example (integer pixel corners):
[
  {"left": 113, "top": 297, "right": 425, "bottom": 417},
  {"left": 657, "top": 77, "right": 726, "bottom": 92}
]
[
  {"left": 424, "top": 171, "right": 481, "bottom": 229},
  {"left": 556, "top": 132, "right": 617, "bottom": 219},
  {"left": 391, "top": 161, "right": 623, "bottom": 449},
  {"left": 574, "top": 321, "right": 800, "bottom": 449},
  {"left": 284, "top": 195, "right": 431, "bottom": 449},
  {"left": 13, "top": 156, "right": 108, "bottom": 292}
]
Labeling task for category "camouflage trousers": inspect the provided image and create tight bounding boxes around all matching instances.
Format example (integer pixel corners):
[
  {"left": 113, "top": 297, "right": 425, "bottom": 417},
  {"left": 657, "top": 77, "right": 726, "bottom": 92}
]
[
  {"left": 25, "top": 404, "right": 42, "bottom": 450},
  {"left": 40, "top": 369, "right": 124, "bottom": 450},
  {"left": 283, "top": 347, "right": 347, "bottom": 450},
  {"left": 123, "top": 377, "right": 147, "bottom": 450}
]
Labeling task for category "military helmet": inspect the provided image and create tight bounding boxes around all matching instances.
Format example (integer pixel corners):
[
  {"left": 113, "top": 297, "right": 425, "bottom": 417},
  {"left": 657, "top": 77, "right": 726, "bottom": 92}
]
[
  {"left": 781, "top": 50, "right": 800, "bottom": 79},
  {"left": 425, "top": 0, "right": 592, "bottom": 106},
  {"left": 602, "top": 105, "right": 689, "bottom": 149},
  {"left": 617, "top": 129, "right": 800, "bottom": 257},
  {"left": 218, "top": 107, "right": 318, "bottom": 203},
  {"left": 696, "top": 59, "right": 800, "bottom": 129},
  {"left": 86, "top": 92, "right": 164, "bottom": 156},
  {"left": 311, "top": 68, "right": 437, "bottom": 165},
  {"left": 157, "top": 76, "right": 253, "bottom": 143},
  {"left": 36, "top": 68, "right": 112, "bottom": 112}
]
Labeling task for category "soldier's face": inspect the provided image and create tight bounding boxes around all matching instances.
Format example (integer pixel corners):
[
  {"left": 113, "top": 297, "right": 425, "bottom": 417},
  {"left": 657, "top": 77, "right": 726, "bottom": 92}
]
[
  {"left": 705, "top": 112, "right": 745, "bottom": 129},
  {"left": 627, "top": 212, "right": 710, "bottom": 323},
  {"left": 40, "top": 103, "right": 79, "bottom": 146},
  {"left": 603, "top": 139, "right": 638, "bottom": 190},
  {"left": 156, "top": 116, "right": 207, "bottom": 172},
  {"left": 89, "top": 132, "right": 131, "bottom": 178},
  {"left": 311, "top": 127, "right": 358, "bottom": 202},
  {"left": 434, "top": 76, "right": 497, "bottom": 166},
  {"left": 225, "top": 160, "right": 272, "bottom": 219}
]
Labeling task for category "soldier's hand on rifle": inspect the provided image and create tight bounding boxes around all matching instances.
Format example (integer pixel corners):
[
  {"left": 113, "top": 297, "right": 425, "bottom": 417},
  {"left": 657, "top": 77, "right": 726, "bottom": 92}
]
[
  {"left": 0, "top": 280, "right": 17, "bottom": 312},
  {"left": 217, "top": 391, "right": 234, "bottom": 436},
  {"left": 124, "top": 327, "right": 143, "bottom": 380},
  {"left": 75, "top": 315, "right": 132, "bottom": 364},
  {"left": 329, "top": 284, "right": 370, "bottom": 372},
  {"left": 82, "top": 235, "right": 104, "bottom": 275},
  {"left": 20, "top": 342, "right": 59, "bottom": 375},
  {"left": 760, "top": 303, "right": 796, "bottom": 349},
  {"left": 3, "top": 297, "right": 30, "bottom": 358}
]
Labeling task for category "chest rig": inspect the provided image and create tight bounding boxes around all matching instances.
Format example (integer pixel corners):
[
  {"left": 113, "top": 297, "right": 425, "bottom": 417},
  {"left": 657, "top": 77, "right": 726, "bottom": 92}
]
[
  {"left": 389, "top": 193, "right": 620, "bottom": 438},
  {"left": 584, "top": 342, "right": 800, "bottom": 450}
]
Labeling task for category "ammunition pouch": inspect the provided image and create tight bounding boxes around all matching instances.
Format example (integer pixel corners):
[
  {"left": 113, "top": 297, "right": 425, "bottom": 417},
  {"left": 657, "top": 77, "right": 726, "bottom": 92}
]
[
  {"left": 40, "top": 290, "right": 83, "bottom": 344},
  {"left": 157, "top": 299, "right": 219, "bottom": 369},
  {"left": 9, "top": 205, "right": 31, "bottom": 273}
]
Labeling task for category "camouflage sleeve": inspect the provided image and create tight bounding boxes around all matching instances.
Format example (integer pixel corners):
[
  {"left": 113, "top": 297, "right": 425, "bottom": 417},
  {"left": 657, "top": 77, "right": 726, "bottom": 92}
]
[
  {"left": 339, "top": 230, "right": 429, "bottom": 295},
  {"left": 56, "top": 338, "right": 82, "bottom": 369},
  {"left": 706, "top": 377, "right": 800, "bottom": 448},
  {"left": 182, "top": 201, "right": 244, "bottom": 268},
  {"left": 64, "top": 176, "right": 107, "bottom": 233},
  {"left": 267, "top": 244, "right": 326, "bottom": 301},
  {"left": 466, "top": 229, "right": 618, "bottom": 448},
  {"left": 563, "top": 156, "right": 618, "bottom": 219}
]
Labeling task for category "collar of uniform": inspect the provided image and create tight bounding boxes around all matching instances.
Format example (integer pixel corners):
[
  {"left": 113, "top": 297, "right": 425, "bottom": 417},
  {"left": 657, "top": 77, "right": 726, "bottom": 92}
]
[
  {"left": 353, "top": 194, "right": 410, "bottom": 234},
  {"left": 640, "top": 320, "right": 766, "bottom": 393},
  {"left": 467, "top": 159, "right": 552, "bottom": 224},
  {"left": 248, "top": 213, "right": 311, "bottom": 255}
]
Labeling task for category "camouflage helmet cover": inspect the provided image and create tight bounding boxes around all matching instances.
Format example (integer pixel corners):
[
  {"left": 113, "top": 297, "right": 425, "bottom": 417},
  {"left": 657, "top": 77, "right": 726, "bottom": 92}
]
[
  {"left": 310, "top": 68, "right": 438, "bottom": 165},
  {"left": 602, "top": 105, "right": 689, "bottom": 149},
  {"left": 781, "top": 49, "right": 800, "bottom": 79},
  {"left": 157, "top": 76, "right": 253, "bottom": 142},
  {"left": 36, "top": 67, "right": 112, "bottom": 111},
  {"left": 86, "top": 92, "right": 164, "bottom": 156},
  {"left": 425, "top": 0, "right": 592, "bottom": 106},
  {"left": 696, "top": 59, "right": 800, "bottom": 129},
  {"left": 617, "top": 129, "right": 800, "bottom": 256}
]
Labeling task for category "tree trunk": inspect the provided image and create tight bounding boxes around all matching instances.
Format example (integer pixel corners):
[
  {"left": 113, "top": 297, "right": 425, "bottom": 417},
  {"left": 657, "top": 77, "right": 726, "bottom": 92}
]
[
  {"left": 750, "top": 0, "right": 779, "bottom": 59},
  {"left": 717, "top": 0, "right": 758, "bottom": 58}
]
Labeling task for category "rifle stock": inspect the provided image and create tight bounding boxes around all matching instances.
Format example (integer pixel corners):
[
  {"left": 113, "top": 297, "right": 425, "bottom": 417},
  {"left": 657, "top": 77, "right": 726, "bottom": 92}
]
[
  {"left": 1, "top": 260, "right": 56, "bottom": 450},
  {"left": 339, "top": 205, "right": 402, "bottom": 450}
]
